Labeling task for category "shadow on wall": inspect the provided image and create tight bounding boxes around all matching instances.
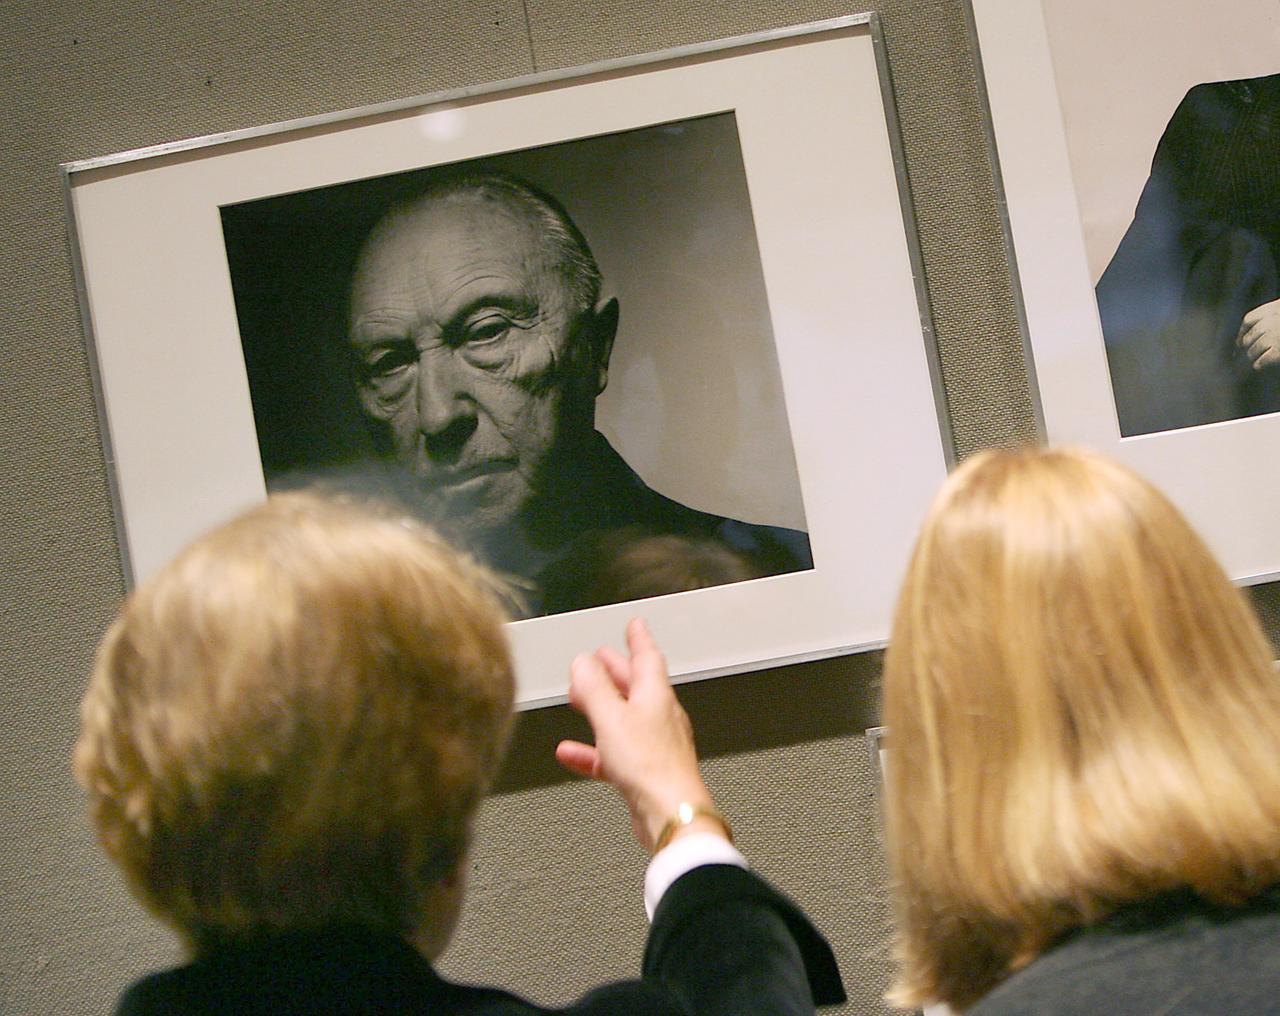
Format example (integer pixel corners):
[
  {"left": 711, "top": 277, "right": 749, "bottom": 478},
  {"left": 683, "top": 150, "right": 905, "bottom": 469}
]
[{"left": 495, "top": 651, "right": 883, "bottom": 794}]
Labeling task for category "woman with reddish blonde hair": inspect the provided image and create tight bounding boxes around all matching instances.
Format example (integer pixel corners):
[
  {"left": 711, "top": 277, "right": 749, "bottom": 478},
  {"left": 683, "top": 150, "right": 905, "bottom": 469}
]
[
  {"left": 76, "top": 492, "right": 844, "bottom": 1015},
  {"left": 882, "top": 446, "right": 1280, "bottom": 1013}
]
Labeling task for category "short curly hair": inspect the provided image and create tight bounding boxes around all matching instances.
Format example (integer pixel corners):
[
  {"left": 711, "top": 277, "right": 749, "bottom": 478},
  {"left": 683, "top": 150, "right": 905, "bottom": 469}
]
[{"left": 75, "top": 492, "right": 514, "bottom": 952}]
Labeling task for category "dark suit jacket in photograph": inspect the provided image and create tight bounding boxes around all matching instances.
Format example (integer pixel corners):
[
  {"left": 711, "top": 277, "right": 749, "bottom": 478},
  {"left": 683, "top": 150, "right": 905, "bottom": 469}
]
[{"left": 1097, "top": 73, "right": 1280, "bottom": 436}]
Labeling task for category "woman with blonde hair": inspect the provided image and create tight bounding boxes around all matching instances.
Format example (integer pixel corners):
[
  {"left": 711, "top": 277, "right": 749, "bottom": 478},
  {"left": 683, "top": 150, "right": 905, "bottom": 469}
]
[
  {"left": 882, "top": 446, "right": 1280, "bottom": 1013},
  {"left": 76, "top": 492, "right": 843, "bottom": 1015}
]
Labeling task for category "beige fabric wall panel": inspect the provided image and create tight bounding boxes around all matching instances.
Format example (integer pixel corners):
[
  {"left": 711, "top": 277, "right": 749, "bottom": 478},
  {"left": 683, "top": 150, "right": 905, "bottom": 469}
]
[
  {"left": 876, "top": 3, "right": 1038, "bottom": 456},
  {"left": 446, "top": 732, "right": 893, "bottom": 1014}
]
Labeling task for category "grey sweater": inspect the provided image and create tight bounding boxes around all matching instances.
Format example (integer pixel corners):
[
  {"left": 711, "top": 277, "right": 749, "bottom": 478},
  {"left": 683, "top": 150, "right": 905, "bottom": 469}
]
[{"left": 971, "top": 886, "right": 1280, "bottom": 1015}]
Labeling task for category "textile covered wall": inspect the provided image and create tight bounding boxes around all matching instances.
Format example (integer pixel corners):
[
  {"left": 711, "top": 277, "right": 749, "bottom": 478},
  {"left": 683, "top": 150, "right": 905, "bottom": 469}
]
[{"left": 6, "top": 1, "right": 1274, "bottom": 1013}]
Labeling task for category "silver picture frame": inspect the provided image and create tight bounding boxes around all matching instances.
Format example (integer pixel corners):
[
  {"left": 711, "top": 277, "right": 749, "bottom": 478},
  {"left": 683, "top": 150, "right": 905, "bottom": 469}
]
[{"left": 63, "top": 14, "right": 951, "bottom": 705}]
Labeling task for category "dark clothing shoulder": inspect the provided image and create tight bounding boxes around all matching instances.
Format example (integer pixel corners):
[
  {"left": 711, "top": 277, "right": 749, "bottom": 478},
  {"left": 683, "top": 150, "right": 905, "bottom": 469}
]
[
  {"left": 970, "top": 886, "right": 1280, "bottom": 1016},
  {"left": 535, "top": 434, "right": 812, "bottom": 614},
  {"left": 116, "top": 864, "right": 844, "bottom": 1016},
  {"left": 1156, "top": 75, "right": 1280, "bottom": 228}
]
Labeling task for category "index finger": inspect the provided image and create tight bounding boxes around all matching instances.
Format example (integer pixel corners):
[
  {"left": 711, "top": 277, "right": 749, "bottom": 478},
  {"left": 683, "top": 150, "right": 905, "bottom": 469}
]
[
  {"left": 567, "top": 652, "right": 624, "bottom": 721},
  {"left": 594, "top": 644, "right": 634, "bottom": 696},
  {"left": 625, "top": 617, "right": 669, "bottom": 689},
  {"left": 626, "top": 616, "right": 658, "bottom": 654}
]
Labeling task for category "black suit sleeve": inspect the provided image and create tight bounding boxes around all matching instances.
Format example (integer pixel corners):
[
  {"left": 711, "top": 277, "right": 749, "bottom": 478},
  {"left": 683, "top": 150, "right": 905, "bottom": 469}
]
[{"left": 642, "top": 865, "right": 845, "bottom": 1016}]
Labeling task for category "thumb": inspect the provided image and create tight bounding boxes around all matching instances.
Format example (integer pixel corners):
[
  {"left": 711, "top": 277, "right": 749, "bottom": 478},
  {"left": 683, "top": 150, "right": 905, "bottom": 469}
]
[{"left": 555, "top": 740, "right": 601, "bottom": 779}]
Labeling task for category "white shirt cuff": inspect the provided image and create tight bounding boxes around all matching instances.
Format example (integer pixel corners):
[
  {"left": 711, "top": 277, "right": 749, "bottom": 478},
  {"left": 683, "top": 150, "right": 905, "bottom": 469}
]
[{"left": 643, "top": 832, "right": 748, "bottom": 920}]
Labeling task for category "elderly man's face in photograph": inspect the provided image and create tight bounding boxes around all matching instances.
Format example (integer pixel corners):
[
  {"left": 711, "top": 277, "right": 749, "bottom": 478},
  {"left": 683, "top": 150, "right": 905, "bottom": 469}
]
[{"left": 347, "top": 190, "right": 614, "bottom": 537}]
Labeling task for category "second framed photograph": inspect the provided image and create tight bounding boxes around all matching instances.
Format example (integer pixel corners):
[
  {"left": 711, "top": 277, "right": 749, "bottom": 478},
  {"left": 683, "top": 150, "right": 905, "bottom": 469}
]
[
  {"left": 64, "top": 14, "right": 950, "bottom": 704},
  {"left": 970, "top": 0, "right": 1280, "bottom": 585}
]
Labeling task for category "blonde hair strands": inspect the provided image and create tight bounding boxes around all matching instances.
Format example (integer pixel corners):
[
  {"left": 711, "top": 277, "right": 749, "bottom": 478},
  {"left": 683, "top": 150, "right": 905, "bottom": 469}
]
[
  {"left": 75, "top": 493, "right": 514, "bottom": 951},
  {"left": 882, "top": 447, "right": 1280, "bottom": 1011}
]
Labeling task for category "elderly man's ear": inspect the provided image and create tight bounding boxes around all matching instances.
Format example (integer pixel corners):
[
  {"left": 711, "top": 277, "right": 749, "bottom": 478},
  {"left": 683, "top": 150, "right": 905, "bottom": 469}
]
[{"left": 586, "top": 297, "right": 619, "bottom": 396}]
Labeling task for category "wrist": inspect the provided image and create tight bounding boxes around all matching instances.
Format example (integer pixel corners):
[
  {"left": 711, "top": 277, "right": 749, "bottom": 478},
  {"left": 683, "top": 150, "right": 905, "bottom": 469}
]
[
  {"left": 652, "top": 801, "right": 733, "bottom": 854},
  {"left": 641, "top": 784, "right": 714, "bottom": 850}
]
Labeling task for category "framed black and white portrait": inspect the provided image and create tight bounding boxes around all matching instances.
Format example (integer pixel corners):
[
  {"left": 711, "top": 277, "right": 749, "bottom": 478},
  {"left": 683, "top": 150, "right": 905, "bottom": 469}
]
[
  {"left": 971, "top": 0, "right": 1280, "bottom": 585},
  {"left": 219, "top": 111, "right": 814, "bottom": 620},
  {"left": 64, "top": 14, "right": 951, "bottom": 704}
]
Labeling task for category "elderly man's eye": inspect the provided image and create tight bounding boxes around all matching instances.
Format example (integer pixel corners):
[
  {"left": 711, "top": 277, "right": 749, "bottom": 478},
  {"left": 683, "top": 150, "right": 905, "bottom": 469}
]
[
  {"left": 364, "top": 343, "right": 416, "bottom": 378},
  {"left": 464, "top": 314, "right": 513, "bottom": 346}
]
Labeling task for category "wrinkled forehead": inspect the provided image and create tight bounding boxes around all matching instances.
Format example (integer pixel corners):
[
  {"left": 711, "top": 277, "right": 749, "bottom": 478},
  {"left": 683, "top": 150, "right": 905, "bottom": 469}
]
[{"left": 351, "top": 190, "right": 561, "bottom": 297}]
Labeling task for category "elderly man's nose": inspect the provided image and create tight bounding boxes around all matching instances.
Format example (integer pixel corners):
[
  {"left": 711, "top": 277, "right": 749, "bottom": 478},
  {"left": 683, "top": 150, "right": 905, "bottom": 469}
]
[{"left": 415, "top": 355, "right": 475, "bottom": 435}]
